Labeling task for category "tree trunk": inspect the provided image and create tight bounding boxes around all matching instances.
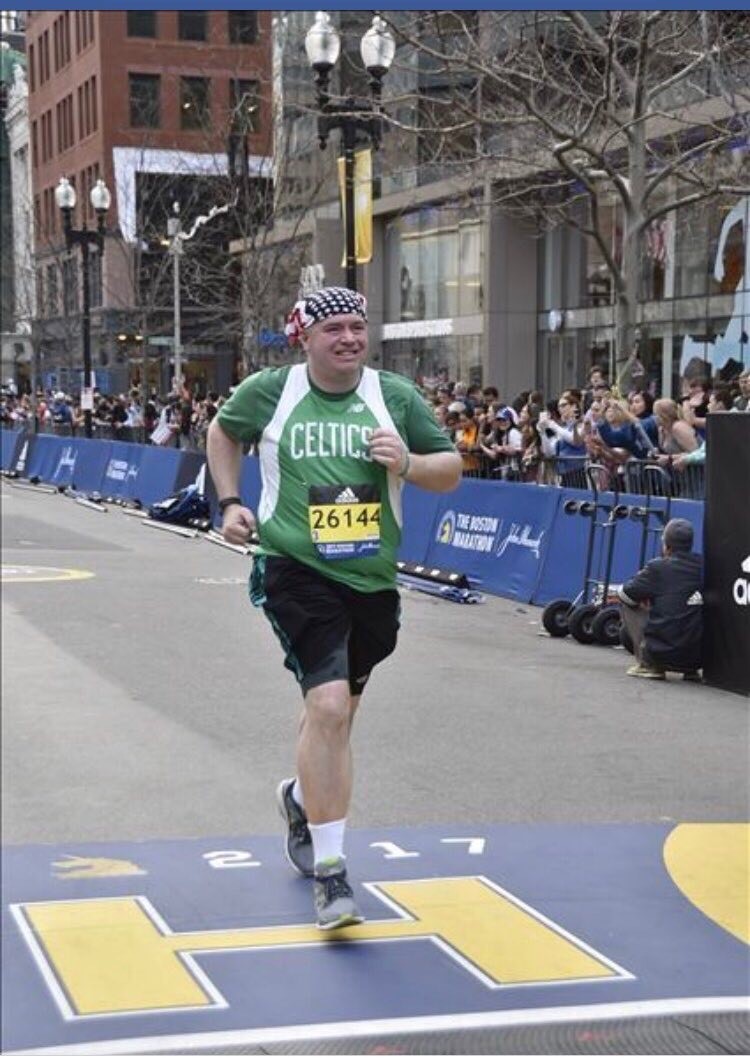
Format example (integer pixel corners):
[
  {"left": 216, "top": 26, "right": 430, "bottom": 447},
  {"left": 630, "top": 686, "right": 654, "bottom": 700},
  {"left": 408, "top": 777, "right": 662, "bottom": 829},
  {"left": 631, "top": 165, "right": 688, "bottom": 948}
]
[{"left": 616, "top": 122, "right": 647, "bottom": 390}]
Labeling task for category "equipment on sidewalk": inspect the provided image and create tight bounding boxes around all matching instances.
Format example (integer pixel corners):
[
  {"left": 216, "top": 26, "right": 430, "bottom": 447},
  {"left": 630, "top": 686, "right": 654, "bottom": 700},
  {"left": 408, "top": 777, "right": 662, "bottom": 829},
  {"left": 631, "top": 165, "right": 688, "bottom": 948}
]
[
  {"left": 147, "top": 483, "right": 209, "bottom": 527},
  {"left": 598, "top": 465, "right": 673, "bottom": 649},
  {"left": 567, "top": 500, "right": 629, "bottom": 645},
  {"left": 542, "top": 464, "right": 679, "bottom": 647},
  {"left": 542, "top": 465, "right": 624, "bottom": 642}
]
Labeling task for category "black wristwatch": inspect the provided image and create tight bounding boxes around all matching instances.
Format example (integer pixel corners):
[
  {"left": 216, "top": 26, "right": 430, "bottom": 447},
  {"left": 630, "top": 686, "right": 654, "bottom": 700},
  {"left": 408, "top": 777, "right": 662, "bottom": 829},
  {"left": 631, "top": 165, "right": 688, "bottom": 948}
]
[{"left": 218, "top": 496, "right": 243, "bottom": 514}]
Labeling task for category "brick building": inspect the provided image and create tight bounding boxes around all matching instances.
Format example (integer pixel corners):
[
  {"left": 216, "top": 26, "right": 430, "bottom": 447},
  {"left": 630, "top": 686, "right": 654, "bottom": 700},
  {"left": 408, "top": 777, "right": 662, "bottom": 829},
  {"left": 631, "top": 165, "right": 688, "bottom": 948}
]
[{"left": 26, "top": 9, "right": 272, "bottom": 396}]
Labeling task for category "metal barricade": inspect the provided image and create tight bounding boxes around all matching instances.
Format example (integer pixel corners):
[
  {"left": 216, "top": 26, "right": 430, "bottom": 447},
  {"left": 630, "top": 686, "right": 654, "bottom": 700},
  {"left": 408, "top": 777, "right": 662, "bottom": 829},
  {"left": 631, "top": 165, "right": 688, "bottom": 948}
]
[
  {"left": 462, "top": 451, "right": 706, "bottom": 499},
  {"left": 623, "top": 458, "right": 705, "bottom": 500}
]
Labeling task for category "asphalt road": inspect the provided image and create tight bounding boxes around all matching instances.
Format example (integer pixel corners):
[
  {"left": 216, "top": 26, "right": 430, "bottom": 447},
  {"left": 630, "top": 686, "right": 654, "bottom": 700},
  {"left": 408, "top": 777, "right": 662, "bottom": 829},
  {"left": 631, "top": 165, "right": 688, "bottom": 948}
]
[{"left": 2, "top": 480, "right": 748, "bottom": 846}]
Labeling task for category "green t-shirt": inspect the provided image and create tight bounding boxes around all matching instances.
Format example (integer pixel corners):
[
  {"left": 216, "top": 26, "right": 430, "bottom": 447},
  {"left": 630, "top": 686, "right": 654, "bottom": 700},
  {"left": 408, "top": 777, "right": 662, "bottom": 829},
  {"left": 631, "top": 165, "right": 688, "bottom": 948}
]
[{"left": 217, "top": 364, "right": 455, "bottom": 591}]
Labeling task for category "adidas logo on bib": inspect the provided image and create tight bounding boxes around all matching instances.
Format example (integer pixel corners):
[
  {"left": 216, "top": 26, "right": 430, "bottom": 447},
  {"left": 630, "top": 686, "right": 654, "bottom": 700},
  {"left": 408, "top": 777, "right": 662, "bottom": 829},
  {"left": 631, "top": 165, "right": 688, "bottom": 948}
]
[{"left": 335, "top": 487, "right": 359, "bottom": 504}]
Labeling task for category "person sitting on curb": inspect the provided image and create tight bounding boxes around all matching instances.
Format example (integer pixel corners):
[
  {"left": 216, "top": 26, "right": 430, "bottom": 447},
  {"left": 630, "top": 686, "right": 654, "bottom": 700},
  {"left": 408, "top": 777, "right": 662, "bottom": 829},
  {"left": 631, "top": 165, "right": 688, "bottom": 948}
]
[{"left": 617, "top": 518, "right": 703, "bottom": 681}]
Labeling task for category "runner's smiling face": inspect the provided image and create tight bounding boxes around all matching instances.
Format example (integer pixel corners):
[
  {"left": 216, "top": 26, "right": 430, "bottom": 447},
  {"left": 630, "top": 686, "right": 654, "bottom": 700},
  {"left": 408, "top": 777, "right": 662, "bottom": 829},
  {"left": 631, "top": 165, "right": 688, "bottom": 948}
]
[{"left": 301, "top": 313, "right": 369, "bottom": 392}]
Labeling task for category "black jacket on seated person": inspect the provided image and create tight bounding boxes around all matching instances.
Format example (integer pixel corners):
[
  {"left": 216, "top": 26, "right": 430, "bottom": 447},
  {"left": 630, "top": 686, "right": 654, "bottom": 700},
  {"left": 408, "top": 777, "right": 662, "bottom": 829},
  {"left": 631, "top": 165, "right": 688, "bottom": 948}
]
[{"left": 619, "top": 552, "right": 703, "bottom": 669}]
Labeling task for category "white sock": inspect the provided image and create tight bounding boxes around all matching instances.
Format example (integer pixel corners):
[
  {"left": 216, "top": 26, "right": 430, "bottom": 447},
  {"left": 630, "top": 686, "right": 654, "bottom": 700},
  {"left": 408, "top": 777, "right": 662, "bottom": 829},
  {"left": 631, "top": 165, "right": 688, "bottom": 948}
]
[
  {"left": 292, "top": 778, "right": 305, "bottom": 810},
  {"left": 309, "top": 818, "right": 346, "bottom": 868}
]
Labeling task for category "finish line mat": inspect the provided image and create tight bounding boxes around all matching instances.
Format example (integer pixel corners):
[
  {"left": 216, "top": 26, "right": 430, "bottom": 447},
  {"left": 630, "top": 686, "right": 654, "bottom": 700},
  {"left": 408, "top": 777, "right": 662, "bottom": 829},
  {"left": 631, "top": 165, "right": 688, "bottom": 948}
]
[{"left": 2, "top": 823, "right": 748, "bottom": 1055}]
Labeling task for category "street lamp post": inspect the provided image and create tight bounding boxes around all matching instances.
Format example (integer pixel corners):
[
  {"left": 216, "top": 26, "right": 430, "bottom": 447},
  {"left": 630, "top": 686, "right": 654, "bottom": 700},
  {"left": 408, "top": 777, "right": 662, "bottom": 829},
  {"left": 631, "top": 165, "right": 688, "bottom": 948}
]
[
  {"left": 55, "top": 176, "right": 111, "bottom": 439},
  {"left": 167, "top": 201, "right": 183, "bottom": 392},
  {"left": 305, "top": 12, "right": 395, "bottom": 292},
  {"left": 165, "top": 198, "right": 234, "bottom": 401}
]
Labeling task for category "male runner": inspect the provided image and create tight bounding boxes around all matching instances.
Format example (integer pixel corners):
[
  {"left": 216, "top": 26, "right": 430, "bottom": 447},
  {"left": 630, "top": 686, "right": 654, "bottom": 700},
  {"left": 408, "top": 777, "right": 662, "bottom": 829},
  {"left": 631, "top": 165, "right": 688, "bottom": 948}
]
[{"left": 207, "top": 287, "right": 461, "bottom": 929}]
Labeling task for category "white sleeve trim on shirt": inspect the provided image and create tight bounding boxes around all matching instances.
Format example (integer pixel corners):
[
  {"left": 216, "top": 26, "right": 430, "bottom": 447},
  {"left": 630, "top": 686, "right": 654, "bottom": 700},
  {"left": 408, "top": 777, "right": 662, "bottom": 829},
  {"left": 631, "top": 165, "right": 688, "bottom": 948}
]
[
  {"left": 258, "top": 364, "right": 310, "bottom": 524},
  {"left": 356, "top": 368, "right": 403, "bottom": 529}
]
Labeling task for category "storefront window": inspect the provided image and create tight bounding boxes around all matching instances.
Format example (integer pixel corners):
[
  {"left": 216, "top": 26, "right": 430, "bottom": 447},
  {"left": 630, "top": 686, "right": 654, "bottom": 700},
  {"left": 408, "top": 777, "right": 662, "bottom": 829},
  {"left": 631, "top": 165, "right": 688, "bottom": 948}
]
[
  {"left": 675, "top": 200, "right": 712, "bottom": 298},
  {"left": 385, "top": 206, "right": 482, "bottom": 323},
  {"left": 382, "top": 335, "right": 482, "bottom": 385},
  {"left": 584, "top": 199, "right": 621, "bottom": 308},
  {"left": 675, "top": 196, "right": 749, "bottom": 382}
]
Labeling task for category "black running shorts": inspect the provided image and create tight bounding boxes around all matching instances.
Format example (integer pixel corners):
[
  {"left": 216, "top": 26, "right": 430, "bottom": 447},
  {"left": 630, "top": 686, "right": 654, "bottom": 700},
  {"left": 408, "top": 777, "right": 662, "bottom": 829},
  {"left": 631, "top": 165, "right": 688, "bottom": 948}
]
[{"left": 250, "top": 554, "right": 400, "bottom": 695}]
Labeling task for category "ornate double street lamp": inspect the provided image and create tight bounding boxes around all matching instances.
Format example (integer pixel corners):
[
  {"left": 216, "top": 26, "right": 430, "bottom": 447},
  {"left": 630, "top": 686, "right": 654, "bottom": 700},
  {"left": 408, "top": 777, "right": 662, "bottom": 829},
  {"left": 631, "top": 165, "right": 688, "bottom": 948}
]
[
  {"left": 305, "top": 12, "right": 395, "bottom": 291},
  {"left": 55, "top": 176, "right": 111, "bottom": 438}
]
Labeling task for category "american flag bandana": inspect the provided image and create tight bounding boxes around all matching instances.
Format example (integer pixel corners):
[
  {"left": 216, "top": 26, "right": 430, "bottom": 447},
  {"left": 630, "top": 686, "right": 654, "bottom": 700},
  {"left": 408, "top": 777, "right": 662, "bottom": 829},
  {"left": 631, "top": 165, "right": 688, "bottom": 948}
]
[{"left": 285, "top": 287, "right": 368, "bottom": 345}]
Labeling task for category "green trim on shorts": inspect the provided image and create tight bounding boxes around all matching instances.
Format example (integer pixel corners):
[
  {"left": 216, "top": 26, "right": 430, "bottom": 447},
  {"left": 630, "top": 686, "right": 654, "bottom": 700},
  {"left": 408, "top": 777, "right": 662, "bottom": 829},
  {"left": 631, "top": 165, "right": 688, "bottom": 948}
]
[
  {"left": 267, "top": 611, "right": 305, "bottom": 684},
  {"left": 249, "top": 553, "right": 267, "bottom": 607}
]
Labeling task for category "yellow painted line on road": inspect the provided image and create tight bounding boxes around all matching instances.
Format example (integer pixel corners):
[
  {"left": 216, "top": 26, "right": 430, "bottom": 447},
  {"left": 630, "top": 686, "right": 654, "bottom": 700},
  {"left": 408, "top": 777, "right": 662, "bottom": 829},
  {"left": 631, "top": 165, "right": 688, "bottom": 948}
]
[
  {"left": 1, "top": 565, "right": 95, "bottom": 583},
  {"left": 664, "top": 823, "right": 749, "bottom": 945}
]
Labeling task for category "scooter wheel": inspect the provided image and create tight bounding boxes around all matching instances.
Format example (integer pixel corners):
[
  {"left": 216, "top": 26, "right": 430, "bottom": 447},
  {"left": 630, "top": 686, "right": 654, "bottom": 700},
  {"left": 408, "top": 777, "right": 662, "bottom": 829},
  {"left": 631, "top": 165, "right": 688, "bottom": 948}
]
[
  {"left": 542, "top": 598, "right": 572, "bottom": 637},
  {"left": 592, "top": 604, "right": 622, "bottom": 646},
  {"left": 568, "top": 603, "right": 598, "bottom": 644}
]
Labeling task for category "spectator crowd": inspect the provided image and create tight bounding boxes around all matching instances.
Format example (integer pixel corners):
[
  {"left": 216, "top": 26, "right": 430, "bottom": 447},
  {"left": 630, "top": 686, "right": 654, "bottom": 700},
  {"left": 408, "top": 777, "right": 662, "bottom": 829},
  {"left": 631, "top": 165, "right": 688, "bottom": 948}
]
[
  {"left": 2, "top": 363, "right": 748, "bottom": 497},
  {"left": 421, "top": 364, "right": 749, "bottom": 497},
  {"left": 0, "top": 384, "right": 225, "bottom": 452}
]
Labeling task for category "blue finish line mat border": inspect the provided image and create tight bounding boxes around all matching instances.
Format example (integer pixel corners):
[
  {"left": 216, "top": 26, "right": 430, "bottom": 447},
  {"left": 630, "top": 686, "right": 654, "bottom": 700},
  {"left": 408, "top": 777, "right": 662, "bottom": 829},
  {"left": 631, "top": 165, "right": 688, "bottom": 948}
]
[{"left": 2, "top": 823, "right": 748, "bottom": 1054}]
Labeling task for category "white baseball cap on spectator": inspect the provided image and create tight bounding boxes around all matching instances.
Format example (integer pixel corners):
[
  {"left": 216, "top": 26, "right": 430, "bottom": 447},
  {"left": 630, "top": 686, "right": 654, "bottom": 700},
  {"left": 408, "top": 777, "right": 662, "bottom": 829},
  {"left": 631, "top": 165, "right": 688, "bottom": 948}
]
[
  {"left": 495, "top": 405, "right": 519, "bottom": 424},
  {"left": 448, "top": 401, "right": 467, "bottom": 414}
]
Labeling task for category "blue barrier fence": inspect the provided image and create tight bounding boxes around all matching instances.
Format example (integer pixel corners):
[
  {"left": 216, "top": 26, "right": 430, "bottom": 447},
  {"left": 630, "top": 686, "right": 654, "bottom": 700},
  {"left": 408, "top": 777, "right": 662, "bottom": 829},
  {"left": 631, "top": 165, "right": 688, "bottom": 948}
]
[{"left": 2, "top": 428, "right": 703, "bottom": 605}]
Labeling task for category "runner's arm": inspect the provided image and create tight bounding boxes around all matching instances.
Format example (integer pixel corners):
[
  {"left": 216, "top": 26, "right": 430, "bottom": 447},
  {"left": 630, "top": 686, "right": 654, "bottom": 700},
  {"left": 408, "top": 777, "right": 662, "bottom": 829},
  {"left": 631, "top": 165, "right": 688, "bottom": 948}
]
[
  {"left": 369, "top": 428, "right": 461, "bottom": 492},
  {"left": 206, "top": 419, "right": 257, "bottom": 543},
  {"left": 403, "top": 450, "right": 463, "bottom": 492}
]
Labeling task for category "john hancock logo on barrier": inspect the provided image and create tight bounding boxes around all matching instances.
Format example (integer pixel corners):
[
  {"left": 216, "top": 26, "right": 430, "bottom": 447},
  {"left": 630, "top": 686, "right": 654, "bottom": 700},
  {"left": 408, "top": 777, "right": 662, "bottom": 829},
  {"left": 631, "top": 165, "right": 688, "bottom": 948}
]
[
  {"left": 105, "top": 459, "right": 139, "bottom": 483},
  {"left": 495, "top": 523, "right": 544, "bottom": 560},
  {"left": 55, "top": 446, "right": 77, "bottom": 476}
]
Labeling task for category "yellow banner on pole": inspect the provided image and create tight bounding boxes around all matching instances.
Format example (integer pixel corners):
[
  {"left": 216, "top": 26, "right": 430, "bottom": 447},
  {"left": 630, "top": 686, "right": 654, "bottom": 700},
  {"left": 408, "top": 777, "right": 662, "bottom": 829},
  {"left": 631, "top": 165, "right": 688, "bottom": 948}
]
[{"left": 338, "top": 148, "right": 373, "bottom": 265}]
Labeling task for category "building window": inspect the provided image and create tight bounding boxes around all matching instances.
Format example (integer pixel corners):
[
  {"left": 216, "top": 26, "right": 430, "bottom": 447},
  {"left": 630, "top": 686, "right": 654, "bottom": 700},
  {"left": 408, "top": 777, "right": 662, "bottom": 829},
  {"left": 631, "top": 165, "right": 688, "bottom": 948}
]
[
  {"left": 384, "top": 207, "right": 483, "bottom": 323},
  {"left": 178, "top": 10, "right": 207, "bottom": 41},
  {"left": 62, "top": 12, "right": 71, "bottom": 64},
  {"left": 40, "top": 29, "right": 50, "bottom": 83},
  {"left": 230, "top": 79, "right": 260, "bottom": 133},
  {"left": 129, "top": 73, "right": 160, "bottom": 128},
  {"left": 28, "top": 42, "right": 35, "bottom": 91},
  {"left": 228, "top": 11, "right": 257, "bottom": 44},
  {"left": 46, "top": 263, "right": 58, "bottom": 316},
  {"left": 127, "top": 11, "right": 157, "bottom": 37},
  {"left": 584, "top": 200, "right": 621, "bottom": 308},
  {"left": 89, "top": 251, "right": 102, "bottom": 308},
  {"left": 180, "top": 76, "right": 210, "bottom": 129},
  {"left": 62, "top": 257, "right": 78, "bottom": 316},
  {"left": 56, "top": 95, "right": 74, "bottom": 153}
]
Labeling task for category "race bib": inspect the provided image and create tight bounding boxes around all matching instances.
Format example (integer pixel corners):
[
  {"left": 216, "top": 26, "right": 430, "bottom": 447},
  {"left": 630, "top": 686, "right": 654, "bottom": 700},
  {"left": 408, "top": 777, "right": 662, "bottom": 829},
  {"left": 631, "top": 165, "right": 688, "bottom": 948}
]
[{"left": 308, "top": 483, "right": 381, "bottom": 560}]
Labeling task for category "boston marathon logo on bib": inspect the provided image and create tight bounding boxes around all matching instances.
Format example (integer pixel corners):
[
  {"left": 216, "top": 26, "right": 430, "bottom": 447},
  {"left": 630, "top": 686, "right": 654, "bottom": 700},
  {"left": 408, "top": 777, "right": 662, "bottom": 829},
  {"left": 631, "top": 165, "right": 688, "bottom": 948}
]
[{"left": 308, "top": 483, "right": 381, "bottom": 560}]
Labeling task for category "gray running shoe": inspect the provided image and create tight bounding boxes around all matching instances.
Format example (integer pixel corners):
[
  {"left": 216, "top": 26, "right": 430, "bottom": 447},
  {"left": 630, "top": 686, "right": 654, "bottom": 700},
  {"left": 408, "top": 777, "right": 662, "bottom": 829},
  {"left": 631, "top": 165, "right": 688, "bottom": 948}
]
[
  {"left": 276, "top": 778, "right": 314, "bottom": 878},
  {"left": 313, "top": 858, "right": 365, "bottom": 930}
]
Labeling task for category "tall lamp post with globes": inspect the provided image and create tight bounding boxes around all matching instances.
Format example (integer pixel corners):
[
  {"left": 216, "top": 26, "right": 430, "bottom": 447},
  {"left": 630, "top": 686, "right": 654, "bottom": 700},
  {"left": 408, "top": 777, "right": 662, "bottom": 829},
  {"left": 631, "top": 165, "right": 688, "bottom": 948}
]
[
  {"left": 54, "top": 175, "right": 111, "bottom": 439},
  {"left": 305, "top": 12, "right": 395, "bottom": 292}
]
